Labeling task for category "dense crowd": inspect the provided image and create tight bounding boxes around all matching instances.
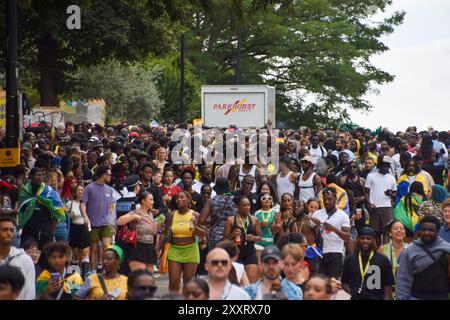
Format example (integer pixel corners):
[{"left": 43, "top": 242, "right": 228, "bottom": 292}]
[{"left": 0, "top": 121, "right": 449, "bottom": 300}]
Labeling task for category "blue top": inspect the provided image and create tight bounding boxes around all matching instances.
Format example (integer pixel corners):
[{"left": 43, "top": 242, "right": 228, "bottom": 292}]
[
  {"left": 438, "top": 225, "right": 450, "bottom": 243},
  {"left": 245, "top": 278, "right": 303, "bottom": 300}
]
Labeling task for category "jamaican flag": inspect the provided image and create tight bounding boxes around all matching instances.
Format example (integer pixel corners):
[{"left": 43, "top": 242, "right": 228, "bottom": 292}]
[{"left": 393, "top": 194, "right": 422, "bottom": 233}]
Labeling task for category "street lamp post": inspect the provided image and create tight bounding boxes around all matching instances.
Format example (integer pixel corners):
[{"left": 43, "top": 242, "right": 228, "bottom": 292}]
[
  {"left": 179, "top": 33, "right": 185, "bottom": 124},
  {"left": 5, "top": 0, "right": 19, "bottom": 149},
  {"left": 236, "top": 27, "right": 241, "bottom": 85}
]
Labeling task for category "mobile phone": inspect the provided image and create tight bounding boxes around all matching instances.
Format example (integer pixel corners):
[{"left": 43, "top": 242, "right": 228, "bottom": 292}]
[{"left": 50, "top": 272, "right": 61, "bottom": 283}]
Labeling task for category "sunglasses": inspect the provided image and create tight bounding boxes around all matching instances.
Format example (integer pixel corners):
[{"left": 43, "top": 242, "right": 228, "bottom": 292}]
[
  {"left": 134, "top": 286, "right": 157, "bottom": 295},
  {"left": 210, "top": 259, "right": 229, "bottom": 267},
  {"left": 261, "top": 195, "right": 273, "bottom": 201}
]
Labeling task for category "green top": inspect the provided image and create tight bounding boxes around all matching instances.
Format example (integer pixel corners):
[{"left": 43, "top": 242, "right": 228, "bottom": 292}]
[{"left": 255, "top": 209, "right": 276, "bottom": 247}]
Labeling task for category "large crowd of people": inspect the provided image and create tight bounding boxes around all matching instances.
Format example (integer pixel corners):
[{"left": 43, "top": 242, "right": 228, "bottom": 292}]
[{"left": 0, "top": 121, "right": 449, "bottom": 300}]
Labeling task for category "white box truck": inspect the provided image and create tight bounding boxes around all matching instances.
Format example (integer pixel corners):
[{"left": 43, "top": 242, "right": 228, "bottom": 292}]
[{"left": 201, "top": 85, "right": 275, "bottom": 128}]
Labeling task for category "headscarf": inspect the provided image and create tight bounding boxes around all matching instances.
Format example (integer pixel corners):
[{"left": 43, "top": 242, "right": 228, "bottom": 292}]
[{"left": 431, "top": 185, "right": 449, "bottom": 203}]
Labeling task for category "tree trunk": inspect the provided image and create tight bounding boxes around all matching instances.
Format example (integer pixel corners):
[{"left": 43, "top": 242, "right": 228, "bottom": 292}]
[{"left": 38, "top": 33, "right": 58, "bottom": 107}]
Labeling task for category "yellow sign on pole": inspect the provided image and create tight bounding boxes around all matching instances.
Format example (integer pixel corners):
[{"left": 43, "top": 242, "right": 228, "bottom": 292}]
[
  {"left": 0, "top": 91, "right": 6, "bottom": 128},
  {"left": 0, "top": 147, "right": 20, "bottom": 168},
  {"left": 193, "top": 119, "right": 202, "bottom": 126}
]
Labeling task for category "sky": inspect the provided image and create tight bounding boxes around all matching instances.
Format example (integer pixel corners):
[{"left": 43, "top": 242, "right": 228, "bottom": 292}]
[{"left": 348, "top": 0, "right": 450, "bottom": 132}]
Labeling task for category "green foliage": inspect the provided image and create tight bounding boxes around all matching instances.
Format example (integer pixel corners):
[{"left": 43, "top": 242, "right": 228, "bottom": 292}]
[
  {"left": 184, "top": 0, "right": 405, "bottom": 128},
  {"left": 0, "top": 0, "right": 195, "bottom": 104},
  {"left": 71, "top": 60, "right": 163, "bottom": 124},
  {"left": 1, "top": 0, "right": 405, "bottom": 127},
  {"left": 147, "top": 55, "right": 201, "bottom": 124}
]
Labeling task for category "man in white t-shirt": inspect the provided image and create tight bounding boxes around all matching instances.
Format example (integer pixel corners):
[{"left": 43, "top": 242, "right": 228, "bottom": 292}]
[
  {"left": 308, "top": 135, "right": 327, "bottom": 165},
  {"left": 312, "top": 187, "right": 350, "bottom": 279},
  {"left": 192, "top": 164, "right": 216, "bottom": 198},
  {"left": 364, "top": 155, "right": 397, "bottom": 246}
]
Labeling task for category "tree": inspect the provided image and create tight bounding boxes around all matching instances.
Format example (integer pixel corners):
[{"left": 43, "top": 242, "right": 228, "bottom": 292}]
[
  {"left": 147, "top": 55, "right": 201, "bottom": 124},
  {"left": 0, "top": 0, "right": 198, "bottom": 106},
  {"left": 71, "top": 60, "right": 163, "bottom": 124},
  {"left": 184, "top": 0, "right": 405, "bottom": 128}
]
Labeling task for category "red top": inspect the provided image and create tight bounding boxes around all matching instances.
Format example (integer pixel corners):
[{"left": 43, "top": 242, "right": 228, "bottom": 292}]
[{"left": 161, "top": 185, "right": 181, "bottom": 198}]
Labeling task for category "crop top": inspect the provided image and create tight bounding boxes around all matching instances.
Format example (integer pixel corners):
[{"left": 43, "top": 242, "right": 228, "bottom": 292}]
[{"left": 171, "top": 210, "right": 195, "bottom": 238}]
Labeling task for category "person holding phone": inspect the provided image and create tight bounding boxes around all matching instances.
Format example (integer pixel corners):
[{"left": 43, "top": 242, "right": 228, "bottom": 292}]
[
  {"left": 36, "top": 241, "right": 83, "bottom": 300},
  {"left": 312, "top": 188, "right": 351, "bottom": 279}
]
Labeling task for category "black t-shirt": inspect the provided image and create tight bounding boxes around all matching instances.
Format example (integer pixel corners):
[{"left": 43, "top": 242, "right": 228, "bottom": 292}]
[
  {"left": 82, "top": 165, "right": 93, "bottom": 183},
  {"left": 342, "top": 251, "right": 395, "bottom": 300},
  {"left": 25, "top": 187, "right": 53, "bottom": 231},
  {"left": 169, "top": 190, "right": 204, "bottom": 213}
]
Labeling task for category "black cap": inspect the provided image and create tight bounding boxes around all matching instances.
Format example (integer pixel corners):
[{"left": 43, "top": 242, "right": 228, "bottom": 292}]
[
  {"left": 124, "top": 174, "right": 140, "bottom": 189},
  {"left": 261, "top": 245, "right": 281, "bottom": 262},
  {"left": 92, "top": 141, "right": 103, "bottom": 148},
  {"left": 359, "top": 227, "right": 376, "bottom": 238}
]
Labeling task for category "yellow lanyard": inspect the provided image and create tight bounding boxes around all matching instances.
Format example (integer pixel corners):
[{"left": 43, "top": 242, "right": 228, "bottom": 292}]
[
  {"left": 237, "top": 215, "right": 249, "bottom": 234},
  {"left": 261, "top": 210, "right": 272, "bottom": 224},
  {"left": 358, "top": 251, "right": 374, "bottom": 288}
]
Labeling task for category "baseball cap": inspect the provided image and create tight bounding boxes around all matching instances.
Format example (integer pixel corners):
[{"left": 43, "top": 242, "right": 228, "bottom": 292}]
[
  {"left": 92, "top": 140, "right": 103, "bottom": 148},
  {"left": 261, "top": 245, "right": 281, "bottom": 262},
  {"left": 300, "top": 156, "right": 313, "bottom": 163},
  {"left": 129, "top": 132, "right": 139, "bottom": 139},
  {"left": 381, "top": 155, "right": 392, "bottom": 164}
]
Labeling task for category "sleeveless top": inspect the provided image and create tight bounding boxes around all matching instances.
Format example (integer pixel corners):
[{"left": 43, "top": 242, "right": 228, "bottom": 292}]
[
  {"left": 171, "top": 210, "right": 195, "bottom": 238},
  {"left": 209, "top": 195, "right": 236, "bottom": 248},
  {"left": 238, "top": 165, "right": 257, "bottom": 192},
  {"left": 255, "top": 209, "right": 276, "bottom": 247},
  {"left": 382, "top": 242, "right": 407, "bottom": 276},
  {"left": 298, "top": 172, "right": 317, "bottom": 203},
  {"left": 342, "top": 176, "right": 365, "bottom": 199},
  {"left": 232, "top": 214, "right": 257, "bottom": 247},
  {"left": 276, "top": 171, "right": 295, "bottom": 201},
  {"left": 129, "top": 209, "right": 157, "bottom": 244}
]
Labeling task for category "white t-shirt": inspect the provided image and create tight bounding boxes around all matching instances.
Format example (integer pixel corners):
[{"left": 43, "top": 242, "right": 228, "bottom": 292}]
[
  {"left": 220, "top": 280, "right": 251, "bottom": 300},
  {"left": 313, "top": 208, "right": 350, "bottom": 254},
  {"left": 391, "top": 153, "right": 402, "bottom": 178},
  {"left": 331, "top": 149, "right": 355, "bottom": 162},
  {"left": 192, "top": 181, "right": 217, "bottom": 198},
  {"left": 364, "top": 172, "right": 397, "bottom": 208},
  {"left": 308, "top": 145, "right": 327, "bottom": 164},
  {"left": 112, "top": 153, "right": 118, "bottom": 164},
  {"left": 232, "top": 262, "right": 245, "bottom": 283}
]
